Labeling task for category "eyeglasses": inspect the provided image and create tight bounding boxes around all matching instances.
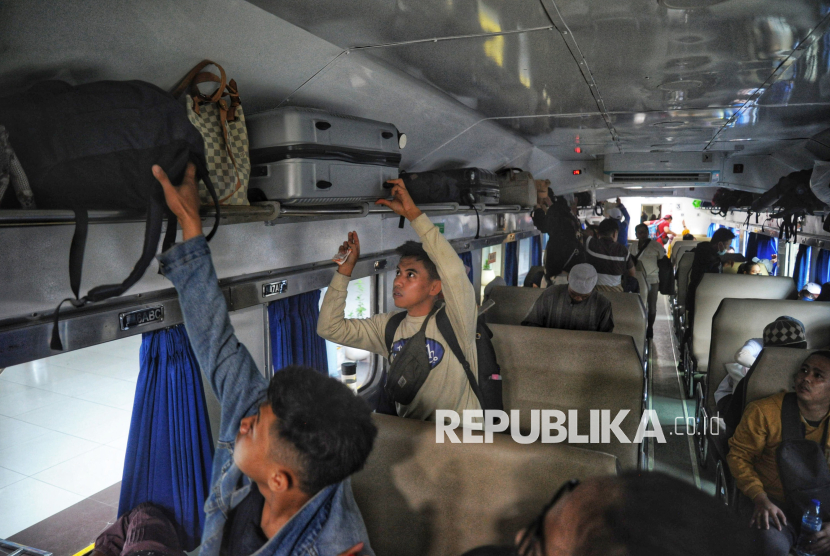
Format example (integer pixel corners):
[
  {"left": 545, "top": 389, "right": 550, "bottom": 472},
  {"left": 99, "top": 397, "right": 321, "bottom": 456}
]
[{"left": 514, "top": 479, "right": 581, "bottom": 556}]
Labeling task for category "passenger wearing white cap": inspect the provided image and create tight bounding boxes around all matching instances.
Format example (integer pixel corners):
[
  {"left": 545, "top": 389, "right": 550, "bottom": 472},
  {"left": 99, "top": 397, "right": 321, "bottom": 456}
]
[
  {"left": 800, "top": 282, "right": 821, "bottom": 301},
  {"left": 521, "top": 263, "right": 614, "bottom": 332},
  {"left": 605, "top": 197, "right": 630, "bottom": 247}
]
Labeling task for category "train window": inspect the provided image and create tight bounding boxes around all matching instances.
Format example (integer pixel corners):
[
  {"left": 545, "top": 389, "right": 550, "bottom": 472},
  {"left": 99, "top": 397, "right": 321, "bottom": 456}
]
[
  {"left": 0, "top": 337, "right": 139, "bottom": 538},
  {"left": 318, "top": 277, "right": 376, "bottom": 390},
  {"left": 480, "top": 244, "right": 504, "bottom": 298},
  {"left": 517, "top": 238, "right": 532, "bottom": 285}
]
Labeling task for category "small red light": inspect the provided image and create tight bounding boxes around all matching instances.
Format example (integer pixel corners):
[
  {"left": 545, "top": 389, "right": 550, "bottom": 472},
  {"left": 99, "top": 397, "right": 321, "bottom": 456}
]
[
  {"left": 573, "top": 170, "right": 582, "bottom": 175},
  {"left": 574, "top": 147, "right": 582, "bottom": 154}
]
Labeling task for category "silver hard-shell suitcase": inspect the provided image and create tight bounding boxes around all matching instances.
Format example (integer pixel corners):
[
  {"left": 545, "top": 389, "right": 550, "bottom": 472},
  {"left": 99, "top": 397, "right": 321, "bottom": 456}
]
[{"left": 247, "top": 107, "right": 402, "bottom": 205}]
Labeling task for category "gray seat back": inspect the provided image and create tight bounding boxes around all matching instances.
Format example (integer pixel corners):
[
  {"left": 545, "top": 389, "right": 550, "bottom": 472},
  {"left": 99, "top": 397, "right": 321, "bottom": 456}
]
[
  {"left": 485, "top": 286, "right": 543, "bottom": 325},
  {"left": 706, "top": 300, "right": 830, "bottom": 413},
  {"left": 352, "top": 413, "right": 619, "bottom": 556},
  {"left": 744, "top": 347, "right": 820, "bottom": 407},
  {"left": 671, "top": 240, "right": 702, "bottom": 266},
  {"left": 486, "top": 286, "right": 646, "bottom": 362},
  {"left": 676, "top": 252, "right": 695, "bottom": 313},
  {"left": 600, "top": 291, "right": 647, "bottom": 360},
  {"left": 490, "top": 324, "right": 644, "bottom": 469},
  {"left": 692, "top": 274, "right": 796, "bottom": 376}
]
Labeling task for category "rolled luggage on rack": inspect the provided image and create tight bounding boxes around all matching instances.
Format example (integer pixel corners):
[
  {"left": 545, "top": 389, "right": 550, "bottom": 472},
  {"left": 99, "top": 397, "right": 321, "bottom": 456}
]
[{"left": 246, "top": 107, "right": 402, "bottom": 205}]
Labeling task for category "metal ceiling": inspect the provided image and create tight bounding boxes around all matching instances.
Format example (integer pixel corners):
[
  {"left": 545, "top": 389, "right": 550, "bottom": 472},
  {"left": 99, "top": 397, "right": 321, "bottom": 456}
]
[{"left": 2, "top": 0, "right": 830, "bottom": 185}]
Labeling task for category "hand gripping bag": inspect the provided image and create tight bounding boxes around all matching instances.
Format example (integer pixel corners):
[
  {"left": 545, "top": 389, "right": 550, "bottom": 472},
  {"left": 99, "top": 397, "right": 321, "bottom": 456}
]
[{"left": 0, "top": 79, "right": 220, "bottom": 350}]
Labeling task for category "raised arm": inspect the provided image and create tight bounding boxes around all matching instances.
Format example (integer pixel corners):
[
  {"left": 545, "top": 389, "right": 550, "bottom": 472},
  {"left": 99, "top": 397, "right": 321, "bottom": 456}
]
[
  {"left": 317, "top": 230, "right": 392, "bottom": 356},
  {"left": 377, "top": 180, "right": 477, "bottom": 355},
  {"left": 154, "top": 163, "right": 266, "bottom": 441}
]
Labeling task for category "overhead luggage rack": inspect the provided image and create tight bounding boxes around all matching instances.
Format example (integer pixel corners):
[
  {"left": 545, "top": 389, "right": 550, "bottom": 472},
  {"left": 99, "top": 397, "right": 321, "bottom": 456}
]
[{"left": 0, "top": 202, "right": 525, "bottom": 227}]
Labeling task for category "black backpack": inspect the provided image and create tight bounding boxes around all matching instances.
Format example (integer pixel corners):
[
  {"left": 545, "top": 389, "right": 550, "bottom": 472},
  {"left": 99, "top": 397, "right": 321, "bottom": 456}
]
[
  {"left": 0, "top": 80, "right": 219, "bottom": 350},
  {"left": 380, "top": 307, "right": 503, "bottom": 413},
  {"left": 777, "top": 393, "right": 830, "bottom": 522}
]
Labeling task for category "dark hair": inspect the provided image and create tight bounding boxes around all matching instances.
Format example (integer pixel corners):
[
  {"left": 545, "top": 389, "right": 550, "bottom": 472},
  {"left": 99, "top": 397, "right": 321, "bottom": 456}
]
[
  {"left": 710, "top": 228, "right": 736, "bottom": 245},
  {"left": 597, "top": 218, "right": 620, "bottom": 236},
  {"left": 808, "top": 350, "right": 830, "bottom": 365},
  {"left": 396, "top": 241, "right": 440, "bottom": 281},
  {"left": 577, "top": 472, "right": 756, "bottom": 556},
  {"left": 634, "top": 223, "right": 648, "bottom": 234},
  {"left": 683, "top": 233, "right": 695, "bottom": 240},
  {"left": 267, "top": 366, "right": 377, "bottom": 495}
]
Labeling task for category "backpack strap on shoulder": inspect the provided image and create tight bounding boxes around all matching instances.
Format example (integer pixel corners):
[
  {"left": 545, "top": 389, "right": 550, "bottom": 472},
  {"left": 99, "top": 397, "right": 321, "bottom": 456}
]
[
  {"left": 435, "top": 307, "right": 485, "bottom": 410},
  {"left": 781, "top": 392, "right": 804, "bottom": 441},
  {"left": 384, "top": 311, "right": 408, "bottom": 356}
]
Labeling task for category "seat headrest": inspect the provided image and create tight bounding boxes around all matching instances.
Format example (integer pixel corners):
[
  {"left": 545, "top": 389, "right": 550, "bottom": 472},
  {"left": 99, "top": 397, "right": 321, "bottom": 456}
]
[
  {"left": 744, "top": 347, "right": 822, "bottom": 406},
  {"left": 692, "top": 274, "right": 797, "bottom": 375},
  {"left": 706, "top": 299, "right": 830, "bottom": 411},
  {"left": 351, "top": 413, "right": 618, "bottom": 556},
  {"left": 486, "top": 286, "right": 544, "bottom": 325}
]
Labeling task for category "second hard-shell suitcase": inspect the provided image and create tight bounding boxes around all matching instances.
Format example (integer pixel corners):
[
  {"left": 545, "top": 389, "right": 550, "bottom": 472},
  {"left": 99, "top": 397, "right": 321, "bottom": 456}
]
[
  {"left": 246, "top": 107, "right": 402, "bottom": 205},
  {"left": 401, "top": 168, "right": 500, "bottom": 205}
]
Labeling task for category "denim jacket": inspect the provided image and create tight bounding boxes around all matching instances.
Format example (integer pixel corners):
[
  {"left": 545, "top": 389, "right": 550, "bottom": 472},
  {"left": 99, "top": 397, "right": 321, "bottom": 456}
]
[{"left": 158, "top": 236, "right": 374, "bottom": 556}]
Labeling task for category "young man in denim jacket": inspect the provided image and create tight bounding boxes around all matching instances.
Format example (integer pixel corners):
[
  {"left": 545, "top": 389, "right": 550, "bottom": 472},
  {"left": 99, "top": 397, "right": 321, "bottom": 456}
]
[{"left": 94, "top": 162, "right": 377, "bottom": 556}]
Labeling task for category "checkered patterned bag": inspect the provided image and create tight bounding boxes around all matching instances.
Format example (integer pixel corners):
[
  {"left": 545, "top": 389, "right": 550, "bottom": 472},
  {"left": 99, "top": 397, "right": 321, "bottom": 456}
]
[{"left": 173, "top": 60, "right": 250, "bottom": 206}]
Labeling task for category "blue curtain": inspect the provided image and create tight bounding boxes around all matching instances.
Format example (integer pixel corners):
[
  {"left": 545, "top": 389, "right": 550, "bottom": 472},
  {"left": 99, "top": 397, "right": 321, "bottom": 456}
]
[
  {"left": 745, "top": 232, "right": 759, "bottom": 260},
  {"left": 814, "top": 249, "right": 830, "bottom": 285},
  {"left": 459, "top": 251, "right": 474, "bottom": 284},
  {"left": 707, "top": 223, "right": 718, "bottom": 237},
  {"left": 794, "top": 244, "right": 813, "bottom": 291},
  {"left": 269, "top": 290, "right": 329, "bottom": 373},
  {"left": 756, "top": 235, "right": 778, "bottom": 262},
  {"left": 119, "top": 325, "right": 214, "bottom": 551},
  {"left": 504, "top": 242, "right": 518, "bottom": 286},
  {"left": 531, "top": 235, "right": 543, "bottom": 266}
]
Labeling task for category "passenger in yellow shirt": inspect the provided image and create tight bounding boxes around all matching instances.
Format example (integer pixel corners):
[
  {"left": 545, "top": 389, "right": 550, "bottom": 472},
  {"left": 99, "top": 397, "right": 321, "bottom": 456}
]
[
  {"left": 727, "top": 351, "right": 830, "bottom": 556},
  {"left": 666, "top": 219, "right": 693, "bottom": 259}
]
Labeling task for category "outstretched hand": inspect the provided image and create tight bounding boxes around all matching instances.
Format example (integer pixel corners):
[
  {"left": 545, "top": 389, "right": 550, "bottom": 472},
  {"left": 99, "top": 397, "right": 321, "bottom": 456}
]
[
  {"left": 375, "top": 179, "right": 422, "bottom": 221},
  {"left": 153, "top": 162, "right": 202, "bottom": 241},
  {"left": 337, "top": 231, "right": 361, "bottom": 277}
]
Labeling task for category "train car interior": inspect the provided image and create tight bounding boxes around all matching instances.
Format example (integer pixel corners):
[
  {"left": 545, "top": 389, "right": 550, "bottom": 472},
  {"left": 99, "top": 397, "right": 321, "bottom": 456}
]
[{"left": 2, "top": 0, "right": 830, "bottom": 554}]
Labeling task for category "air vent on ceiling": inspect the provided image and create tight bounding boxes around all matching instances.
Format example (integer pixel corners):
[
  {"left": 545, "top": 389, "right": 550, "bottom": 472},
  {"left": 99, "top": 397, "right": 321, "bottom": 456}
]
[{"left": 609, "top": 172, "right": 712, "bottom": 183}]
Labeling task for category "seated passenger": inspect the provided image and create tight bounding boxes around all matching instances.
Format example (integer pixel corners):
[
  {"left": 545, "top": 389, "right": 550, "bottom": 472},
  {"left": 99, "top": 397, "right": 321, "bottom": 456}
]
[
  {"left": 92, "top": 164, "right": 378, "bottom": 556},
  {"left": 521, "top": 263, "right": 613, "bottom": 332},
  {"left": 461, "top": 471, "right": 757, "bottom": 556},
  {"left": 800, "top": 282, "right": 822, "bottom": 301},
  {"left": 629, "top": 223, "right": 666, "bottom": 338},
  {"left": 715, "top": 317, "right": 807, "bottom": 429},
  {"left": 318, "top": 179, "right": 480, "bottom": 421},
  {"left": 728, "top": 351, "right": 830, "bottom": 556},
  {"left": 737, "top": 262, "right": 762, "bottom": 275},
  {"left": 685, "top": 227, "right": 736, "bottom": 327},
  {"left": 584, "top": 218, "right": 636, "bottom": 293}
]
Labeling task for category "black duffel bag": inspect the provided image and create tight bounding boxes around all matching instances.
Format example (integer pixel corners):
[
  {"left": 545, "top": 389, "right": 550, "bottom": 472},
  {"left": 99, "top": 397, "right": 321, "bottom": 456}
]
[{"left": 0, "top": 80, "right": 219, "bottom": 350}]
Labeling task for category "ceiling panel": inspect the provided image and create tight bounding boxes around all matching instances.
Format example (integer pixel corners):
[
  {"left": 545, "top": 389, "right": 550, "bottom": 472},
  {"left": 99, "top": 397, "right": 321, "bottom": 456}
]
[
  {"left": 248, "top": 0, "right": 553, "bottom": 48},
  {"left": 560, "top": 0, "right": 830, "bottom": 113},
  {"left": 0, "top": 0, "right": 343, "bottom": 113},
  {"left": 352, "top": 29, "right": 598, "bottom": 121},
  {"left": 712, "top": 104, "right": 830, "bottom": 142}
]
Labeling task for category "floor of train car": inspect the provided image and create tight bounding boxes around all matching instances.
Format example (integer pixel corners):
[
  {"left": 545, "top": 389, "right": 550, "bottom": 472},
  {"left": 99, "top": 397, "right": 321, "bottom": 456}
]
[{"left": 1, "top": 298, "right": 715, "bottom": 555}]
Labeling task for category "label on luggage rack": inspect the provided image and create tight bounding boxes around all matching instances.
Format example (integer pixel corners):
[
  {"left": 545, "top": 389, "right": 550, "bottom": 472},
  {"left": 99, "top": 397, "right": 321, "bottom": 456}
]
[
  {"left": 262, "top": 280, "right": 288, "bottom": 298},
  {"left": 119, "top": 306, "right": 164, "bottom": 331}
]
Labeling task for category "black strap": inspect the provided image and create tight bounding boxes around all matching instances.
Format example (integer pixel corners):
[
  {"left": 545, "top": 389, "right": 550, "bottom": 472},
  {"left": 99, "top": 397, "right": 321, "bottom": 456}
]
[
  {"left": 782, "top": 392, "right": 830, "bottom": 450},
  {"left": 472, "top": 204, "right": 480, "bottom": 239},
  {"left": 68, "top": 207, "right": 89, "bottom": 300},
  {"left": 384, "top": 311, "right": 408, "bottom": 355},
  {"left": 435, "top": 307, "right": 486, "bottom": 410}
]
